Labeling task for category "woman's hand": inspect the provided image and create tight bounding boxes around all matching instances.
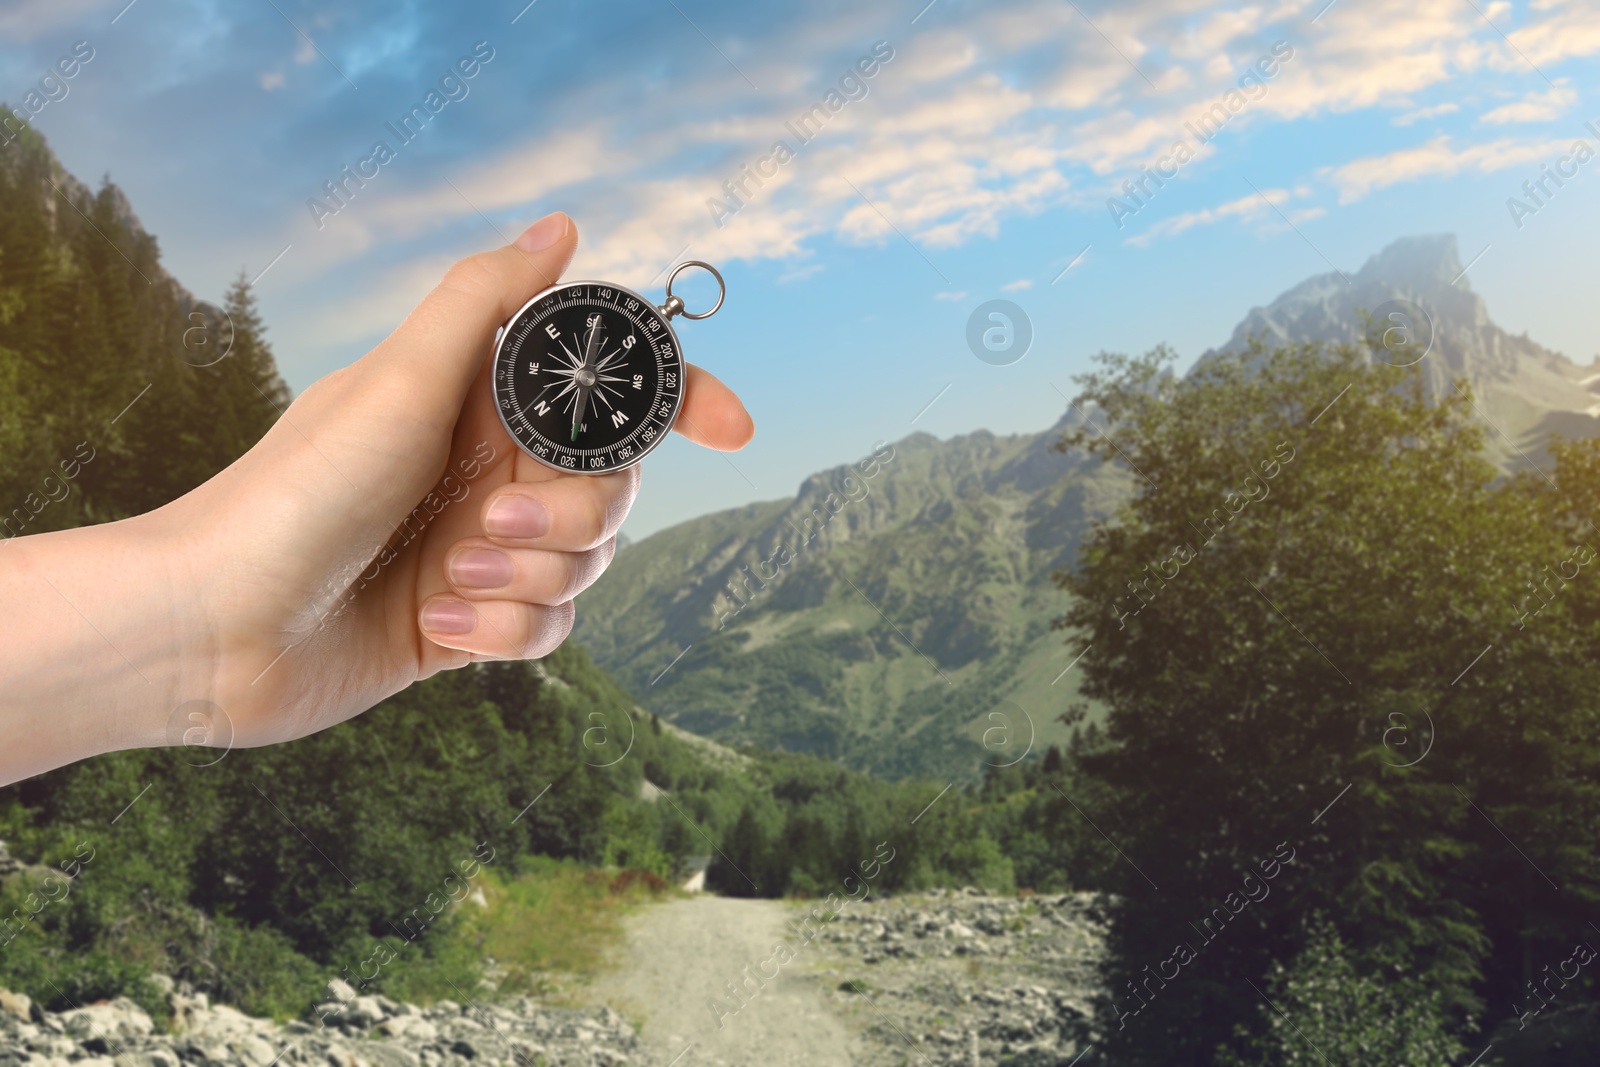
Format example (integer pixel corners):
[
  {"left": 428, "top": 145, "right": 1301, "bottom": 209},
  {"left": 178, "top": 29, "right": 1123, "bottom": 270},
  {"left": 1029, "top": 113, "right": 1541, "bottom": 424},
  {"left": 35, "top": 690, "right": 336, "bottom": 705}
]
[{"left": 0, "top": 213, "right": 753, "bottom": 781}]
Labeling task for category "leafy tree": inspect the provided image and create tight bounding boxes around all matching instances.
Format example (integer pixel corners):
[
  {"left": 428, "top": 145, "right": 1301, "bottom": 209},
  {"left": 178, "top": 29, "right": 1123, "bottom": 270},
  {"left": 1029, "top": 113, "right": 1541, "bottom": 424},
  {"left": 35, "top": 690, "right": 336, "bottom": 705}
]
[
  {"left": 1054, "top": 340, "right": 1600, "bottom": 1063},
  {"left": 1216, "top": 919, "right": 1466, "bottom": 1067}
]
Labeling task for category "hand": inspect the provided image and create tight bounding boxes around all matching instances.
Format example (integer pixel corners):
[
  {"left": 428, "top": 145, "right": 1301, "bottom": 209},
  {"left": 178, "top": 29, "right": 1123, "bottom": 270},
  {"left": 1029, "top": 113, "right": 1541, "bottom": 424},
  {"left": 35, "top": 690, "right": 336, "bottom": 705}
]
[{"left": 0, "top": 212, "right": 754, "bottom": 780}]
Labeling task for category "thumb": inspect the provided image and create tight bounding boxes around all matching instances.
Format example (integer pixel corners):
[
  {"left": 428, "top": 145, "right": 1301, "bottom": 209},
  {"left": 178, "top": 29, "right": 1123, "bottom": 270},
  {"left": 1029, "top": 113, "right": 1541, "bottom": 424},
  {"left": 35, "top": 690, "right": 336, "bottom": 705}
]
[{"left": 363, "top": 212, "right": 578, "bottom": 433}]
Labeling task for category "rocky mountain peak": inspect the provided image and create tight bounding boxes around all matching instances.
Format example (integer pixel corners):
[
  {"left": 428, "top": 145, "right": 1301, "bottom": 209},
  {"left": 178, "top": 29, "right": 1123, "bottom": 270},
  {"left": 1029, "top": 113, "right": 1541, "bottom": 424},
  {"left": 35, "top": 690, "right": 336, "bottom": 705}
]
[
  {"left": 1198, "top": 234, "right": 1585, "bottom": 440},
  {"left": 1352, "top": 233, "right": 1465, "bottom": 293}
]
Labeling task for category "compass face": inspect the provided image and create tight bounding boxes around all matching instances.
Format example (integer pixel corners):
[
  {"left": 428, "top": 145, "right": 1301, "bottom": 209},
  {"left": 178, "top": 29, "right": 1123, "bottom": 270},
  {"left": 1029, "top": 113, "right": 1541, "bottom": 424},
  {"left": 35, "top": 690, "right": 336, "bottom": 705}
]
[{"left": 492, "top": 282, "right": 685, "bottom": 474}]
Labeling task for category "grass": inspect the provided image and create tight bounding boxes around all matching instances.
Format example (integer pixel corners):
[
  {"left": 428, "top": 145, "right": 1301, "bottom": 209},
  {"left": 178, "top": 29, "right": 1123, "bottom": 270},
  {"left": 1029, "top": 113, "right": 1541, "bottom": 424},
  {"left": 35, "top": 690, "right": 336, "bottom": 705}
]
[{"left": 443, "top": 856, "right": 677, "bottom": 1000}]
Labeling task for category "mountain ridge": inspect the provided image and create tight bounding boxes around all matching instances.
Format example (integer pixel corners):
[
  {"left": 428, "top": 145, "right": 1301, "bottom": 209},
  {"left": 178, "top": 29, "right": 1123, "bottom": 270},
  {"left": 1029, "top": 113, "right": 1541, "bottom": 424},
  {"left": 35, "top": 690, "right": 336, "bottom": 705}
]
[
  {"left": 1203, "top": 233, "right": 1596, "bottom": 461},
  {"left": 574, "top": 234, "right": 1597, "bottom": 779}
]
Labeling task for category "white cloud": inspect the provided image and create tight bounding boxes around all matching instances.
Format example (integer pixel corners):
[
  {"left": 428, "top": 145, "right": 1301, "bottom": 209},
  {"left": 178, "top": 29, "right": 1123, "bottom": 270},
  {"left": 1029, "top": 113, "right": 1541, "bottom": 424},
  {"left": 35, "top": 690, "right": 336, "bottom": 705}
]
[
  {"left": 935, "top": 291, "right": 968, "bottom": 301},
  {"left": 1171, "top": 7, "right": 1269, "bottom": 59},
  {"left": 1002, "top": 279, "right": 1033, "bottom": 291},
  {"left": 1506, "top": 0, "right": 1600, "bottom": 65},
  {"left": 1126, "top": 187, "right": 1291, "bottom": 246},
  {"left": 1324, "top": 134, "right": 1570, "bottom": 201},
  {"left": 1393, "top": 102, "right": 1460, "bottom": 125},
  {"left": 1478, "top": 84, "right": 1576, "bottom": 124}
]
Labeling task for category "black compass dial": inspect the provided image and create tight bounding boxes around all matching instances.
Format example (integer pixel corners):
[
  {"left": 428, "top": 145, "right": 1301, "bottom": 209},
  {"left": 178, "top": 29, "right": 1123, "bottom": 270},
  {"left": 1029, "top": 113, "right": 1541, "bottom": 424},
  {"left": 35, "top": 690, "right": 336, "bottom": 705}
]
[{"left": 492, "top": 283, "right": 685, "bottom": 473}]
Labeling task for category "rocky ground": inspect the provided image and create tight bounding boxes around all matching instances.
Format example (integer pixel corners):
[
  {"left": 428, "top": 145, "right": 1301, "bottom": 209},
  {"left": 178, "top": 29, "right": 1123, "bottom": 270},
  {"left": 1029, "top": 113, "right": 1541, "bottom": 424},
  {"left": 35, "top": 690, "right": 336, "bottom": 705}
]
[
  {"left": 0, "top": 977, "right": 646, "bottom": 1067},
  {"left": 0, "top": 888, "right": 1108, "bottom": 1067},
  {"left": 798, "top": 886, "right": 1109, "bottom": 1067}
]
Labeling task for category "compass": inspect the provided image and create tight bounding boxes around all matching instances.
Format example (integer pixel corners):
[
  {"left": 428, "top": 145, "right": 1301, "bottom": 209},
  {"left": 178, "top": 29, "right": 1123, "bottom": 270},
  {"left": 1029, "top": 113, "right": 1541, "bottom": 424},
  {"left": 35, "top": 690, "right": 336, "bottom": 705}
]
[{"left": 491, "top": 261, "right": 725, "bottom": 474}]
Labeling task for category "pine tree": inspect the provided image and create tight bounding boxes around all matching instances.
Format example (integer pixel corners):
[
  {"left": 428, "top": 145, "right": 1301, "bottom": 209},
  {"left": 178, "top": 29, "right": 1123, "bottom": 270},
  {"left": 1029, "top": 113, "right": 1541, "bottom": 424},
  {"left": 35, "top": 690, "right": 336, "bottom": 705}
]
[{"left": 712, "top": 803, "right": 770, "bottom": 898}]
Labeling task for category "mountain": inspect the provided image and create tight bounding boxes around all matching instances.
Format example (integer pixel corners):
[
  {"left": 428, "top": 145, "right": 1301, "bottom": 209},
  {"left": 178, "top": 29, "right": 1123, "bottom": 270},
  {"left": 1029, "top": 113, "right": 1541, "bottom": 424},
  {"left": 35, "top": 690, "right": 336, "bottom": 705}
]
[
  {"left": 1202, "top": 234, "right": 1598, "bottom": 465},
  {"left": 573, "top": 422, "right": 1125, "bottom": 780},
  {"left": 573, "top": 235, "right": 1597, "bottom": 780}
]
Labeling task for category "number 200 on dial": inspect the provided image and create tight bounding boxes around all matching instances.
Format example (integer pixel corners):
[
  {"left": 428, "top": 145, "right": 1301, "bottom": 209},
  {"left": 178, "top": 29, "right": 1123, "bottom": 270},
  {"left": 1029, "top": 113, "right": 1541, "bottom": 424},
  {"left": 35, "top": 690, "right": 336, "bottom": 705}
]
[{"left": 491, "top": 282, "right": 685, "bottom": 474}]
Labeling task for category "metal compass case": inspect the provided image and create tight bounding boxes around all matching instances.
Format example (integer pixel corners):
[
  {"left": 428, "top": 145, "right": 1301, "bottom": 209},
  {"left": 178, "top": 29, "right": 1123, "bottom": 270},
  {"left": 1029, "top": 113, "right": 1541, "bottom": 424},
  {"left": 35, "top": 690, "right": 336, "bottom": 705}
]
[{"left": 490, "top": 261, "right": 725, "bottom": 474}]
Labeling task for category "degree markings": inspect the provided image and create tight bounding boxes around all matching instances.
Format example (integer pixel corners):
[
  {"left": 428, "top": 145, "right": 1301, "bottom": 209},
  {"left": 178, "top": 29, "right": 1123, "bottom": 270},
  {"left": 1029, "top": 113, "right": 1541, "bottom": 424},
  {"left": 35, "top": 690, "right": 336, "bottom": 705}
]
[{"left": 497, "top": 289, "right": 682, "bottom": 463}]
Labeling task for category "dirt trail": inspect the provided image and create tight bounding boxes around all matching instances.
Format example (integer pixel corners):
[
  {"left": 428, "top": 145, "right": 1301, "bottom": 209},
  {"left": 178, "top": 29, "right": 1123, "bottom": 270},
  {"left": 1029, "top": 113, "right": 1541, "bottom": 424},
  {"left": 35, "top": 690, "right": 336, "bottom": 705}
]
[{"left": 584, "top": 895, "right": 859, "bottom": 1067}]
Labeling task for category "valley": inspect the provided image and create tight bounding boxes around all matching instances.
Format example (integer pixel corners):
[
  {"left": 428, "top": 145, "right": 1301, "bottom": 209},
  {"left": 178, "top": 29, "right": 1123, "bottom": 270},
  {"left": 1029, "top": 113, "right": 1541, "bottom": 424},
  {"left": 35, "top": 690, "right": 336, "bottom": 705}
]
[{"left": 574, "top": 235, "right": 1599, "bottom": 783}]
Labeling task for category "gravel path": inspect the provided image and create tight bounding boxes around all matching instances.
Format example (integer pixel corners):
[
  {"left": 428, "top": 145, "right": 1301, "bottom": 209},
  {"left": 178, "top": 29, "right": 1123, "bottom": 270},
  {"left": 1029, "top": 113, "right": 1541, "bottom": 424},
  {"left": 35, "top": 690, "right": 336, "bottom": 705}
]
[{"left": 585, "top": 895, "right": 860, "bottom": 1067}]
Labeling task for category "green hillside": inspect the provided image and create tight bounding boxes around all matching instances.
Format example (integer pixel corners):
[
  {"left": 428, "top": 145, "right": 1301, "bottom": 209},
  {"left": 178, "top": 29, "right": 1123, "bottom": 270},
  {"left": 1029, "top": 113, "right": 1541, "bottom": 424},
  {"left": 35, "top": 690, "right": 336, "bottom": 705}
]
[{"left": 573, "top": 424, "right": 1131, "bottom": 780}]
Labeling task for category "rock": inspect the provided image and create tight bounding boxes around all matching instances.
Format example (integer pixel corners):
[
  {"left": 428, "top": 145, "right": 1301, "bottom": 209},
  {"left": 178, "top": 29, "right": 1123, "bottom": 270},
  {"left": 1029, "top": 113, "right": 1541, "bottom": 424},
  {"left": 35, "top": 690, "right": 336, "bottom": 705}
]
[
  {"left": 378, "top": 1017, "right": 438, "bottom": 1042},
  {"left": 344, "top": 996, "right": 387, "bottom": 1028},
  {"left": 184, "top": 1003, "right": 263, "bottom": 1041},
  {"left": 0, "top": 987, "right": 32, "bottom": 1020},
  {"left": 358, "top": 1045, "right": 421, "bottom": 1067},
  {"left": 808, "top": 888, "right": 1105, "bottom": 1067},
  {"left": 507, "top": 1041, "right": 548, "bottom": 1064},
  {"left": 232, "top": 1034, "right": 281, "bottom": 1066},
  {"left": 326, "top": 977, "right": 358, "bottom": 1004},
  {"left": 116, "top": 1051, "right": 181, "bottom": 1067},
  {"left": 2, "top": 968, "right": 644, "bottom": 1067},
  {"left": 60, "top": 998, "right": 154, "bottom": 1039}
]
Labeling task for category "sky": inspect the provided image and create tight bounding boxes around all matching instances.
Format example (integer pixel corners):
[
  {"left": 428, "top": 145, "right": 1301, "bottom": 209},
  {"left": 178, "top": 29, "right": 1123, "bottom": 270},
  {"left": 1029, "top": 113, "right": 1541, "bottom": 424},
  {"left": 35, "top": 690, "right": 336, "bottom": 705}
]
[{"left": 2, "top": 0, "right": 1598, "bottom": 536}]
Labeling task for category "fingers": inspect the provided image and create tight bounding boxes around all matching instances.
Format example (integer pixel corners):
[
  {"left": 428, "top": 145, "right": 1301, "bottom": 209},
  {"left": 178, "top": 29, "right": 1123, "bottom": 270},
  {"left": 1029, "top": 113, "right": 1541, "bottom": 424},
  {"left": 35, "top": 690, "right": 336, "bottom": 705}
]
[
  {"left": 418, "top": 597, "right": 575, "bottom": 660},
  {"left": 361, "top": 212, "right": 580, "bottom": 435},
  {"left": 478, "top": 466, "right": 641, "bottom": 551},
  {"left": 444, "top": 538, "right": 616, "bottom": 604},
  {"left": 675, "top": 364, "right": 755, "bottom": 451},
  {"left": 415, "top": 468, "right": 634, "bottom": 657}
]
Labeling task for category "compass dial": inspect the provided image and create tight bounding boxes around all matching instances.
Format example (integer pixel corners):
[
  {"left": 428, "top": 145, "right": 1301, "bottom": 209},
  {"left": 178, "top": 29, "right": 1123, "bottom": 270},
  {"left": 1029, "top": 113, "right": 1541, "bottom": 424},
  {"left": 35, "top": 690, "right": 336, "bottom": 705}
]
[{"left": 492, "top": 282, "right": 685, "bottom": 474}]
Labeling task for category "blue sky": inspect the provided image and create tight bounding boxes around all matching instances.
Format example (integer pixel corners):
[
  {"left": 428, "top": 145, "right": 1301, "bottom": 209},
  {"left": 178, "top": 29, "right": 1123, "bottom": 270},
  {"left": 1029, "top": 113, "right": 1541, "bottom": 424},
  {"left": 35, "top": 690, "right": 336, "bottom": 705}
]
[{"left": 3, "top": 0, "right": 1598, "bottom": 536}]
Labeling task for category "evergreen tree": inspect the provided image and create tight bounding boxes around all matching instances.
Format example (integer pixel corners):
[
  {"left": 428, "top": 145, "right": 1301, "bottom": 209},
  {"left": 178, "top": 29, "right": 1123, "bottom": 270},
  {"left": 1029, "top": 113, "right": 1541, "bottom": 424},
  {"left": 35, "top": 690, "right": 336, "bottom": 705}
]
[{"left": 711, "top": 803, "right": 770, "bottom": 898}]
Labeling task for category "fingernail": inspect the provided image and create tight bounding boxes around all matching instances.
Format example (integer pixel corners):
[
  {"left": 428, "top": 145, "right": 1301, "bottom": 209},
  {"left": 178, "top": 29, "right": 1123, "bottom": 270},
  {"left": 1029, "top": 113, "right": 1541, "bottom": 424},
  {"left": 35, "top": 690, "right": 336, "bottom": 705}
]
[
  {"left": 449, "top": 548, "right": 514, "bottom": 589},
  {"left": 515, "top": 212, "right": 568, "bottom": 253},
  {"left": 486, "top": 495, "right": 551, "bottom": 540},
  {"left": 421, "top": 599, "right": 476, "bottom": 635}
]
